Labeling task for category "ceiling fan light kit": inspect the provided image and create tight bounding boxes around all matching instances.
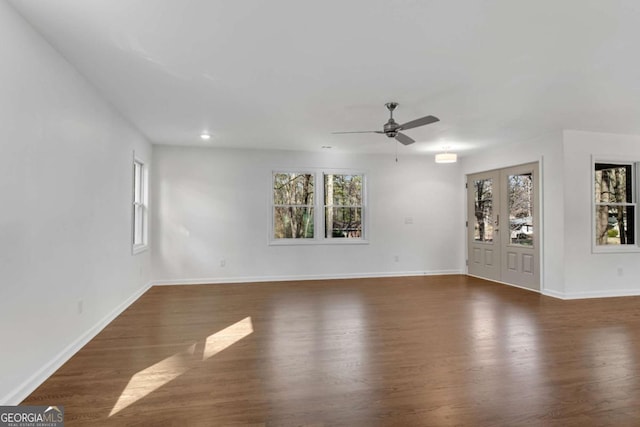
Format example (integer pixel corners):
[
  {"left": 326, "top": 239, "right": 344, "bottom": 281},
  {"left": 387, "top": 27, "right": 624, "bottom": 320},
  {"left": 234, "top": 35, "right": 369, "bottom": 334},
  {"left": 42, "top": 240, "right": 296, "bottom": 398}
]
[{"left": 332, "top": 102, "right": 439, "bottom": 146}]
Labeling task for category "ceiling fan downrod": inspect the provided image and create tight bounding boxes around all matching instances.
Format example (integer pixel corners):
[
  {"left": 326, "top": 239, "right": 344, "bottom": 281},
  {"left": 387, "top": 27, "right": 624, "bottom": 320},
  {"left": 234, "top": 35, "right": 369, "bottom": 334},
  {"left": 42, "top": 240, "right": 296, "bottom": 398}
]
[{"left": 383, "top": 102, "right": 399, "bottom": 137}]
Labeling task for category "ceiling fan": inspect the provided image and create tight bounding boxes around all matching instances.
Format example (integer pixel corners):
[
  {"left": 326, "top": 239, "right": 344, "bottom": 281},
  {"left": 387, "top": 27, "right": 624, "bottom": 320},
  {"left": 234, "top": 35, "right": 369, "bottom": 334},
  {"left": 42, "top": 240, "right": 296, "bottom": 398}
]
[{"left": 332, "top": 102, "right": 439, "bottom": 145}]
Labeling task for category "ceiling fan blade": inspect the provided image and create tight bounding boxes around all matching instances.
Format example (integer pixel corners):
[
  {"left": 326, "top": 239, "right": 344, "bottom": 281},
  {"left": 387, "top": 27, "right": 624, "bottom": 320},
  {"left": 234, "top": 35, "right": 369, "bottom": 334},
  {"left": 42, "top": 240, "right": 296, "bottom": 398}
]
[
  {"left": 395, "top": 132, "right": 415, "bottom": 145},
  {"left": 399, "top": 115, "right": 439, "bottom": 131},
  {"left": 331, "top": 131, "right": 384, "bottom": 134}
]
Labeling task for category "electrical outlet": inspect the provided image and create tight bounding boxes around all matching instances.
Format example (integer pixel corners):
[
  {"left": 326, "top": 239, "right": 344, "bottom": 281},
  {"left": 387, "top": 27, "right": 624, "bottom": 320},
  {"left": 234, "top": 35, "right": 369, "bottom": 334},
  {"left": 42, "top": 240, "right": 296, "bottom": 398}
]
[
  {"left": 78, "top": 299, "right": 83, "bottom": 315},
  {"left": 394, "top": 255, "right": 400, "bottom": 262},
  {"left": 617, "top": 267, "right": 624, "bottom": 277},
  {"left": 220, "top": 259, "right": 226, "bottom": 267}
]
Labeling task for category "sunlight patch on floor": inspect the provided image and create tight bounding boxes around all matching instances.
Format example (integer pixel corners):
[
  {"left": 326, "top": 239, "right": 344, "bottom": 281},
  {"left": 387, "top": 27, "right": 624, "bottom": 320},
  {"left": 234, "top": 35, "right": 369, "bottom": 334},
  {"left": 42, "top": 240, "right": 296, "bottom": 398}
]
[
  {"left": 109, "top": 317, "right": 253, "bottom": 417},
  {"left": 109, "top": 343, "right": 196, "bottom": 416},
  {"left": 202, "top": 317, "right": 253, "bottom": 360}
]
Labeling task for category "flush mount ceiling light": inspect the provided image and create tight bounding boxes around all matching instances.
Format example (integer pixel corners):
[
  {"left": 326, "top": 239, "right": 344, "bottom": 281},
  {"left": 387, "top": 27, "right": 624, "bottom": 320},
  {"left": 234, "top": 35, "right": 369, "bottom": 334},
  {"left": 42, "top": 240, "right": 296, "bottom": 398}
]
[
  {"left": 435, "top": 147, "right": 457, "bottom": 163},
  {"left": 200, "top": 132, "right": 211, "bottom": 140}
]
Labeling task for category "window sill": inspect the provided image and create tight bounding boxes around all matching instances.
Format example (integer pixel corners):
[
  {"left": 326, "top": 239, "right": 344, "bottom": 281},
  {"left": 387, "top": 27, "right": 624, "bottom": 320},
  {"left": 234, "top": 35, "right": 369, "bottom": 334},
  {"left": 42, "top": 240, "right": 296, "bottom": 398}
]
[
  {"left": 592, "top": 245, "right": 640, "bottom": 254},
  {"left": 269, "top": 239, "right": 369, "bottom": 246},
  {"left": 132, "top": 244, "right": 149, "bottom": 255}
]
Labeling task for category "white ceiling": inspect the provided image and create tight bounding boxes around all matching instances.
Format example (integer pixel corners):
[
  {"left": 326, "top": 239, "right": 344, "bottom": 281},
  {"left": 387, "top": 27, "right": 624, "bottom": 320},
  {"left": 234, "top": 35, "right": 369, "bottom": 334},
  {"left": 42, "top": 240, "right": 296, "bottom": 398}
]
[{"left": 10, "top": 0, "right": 640, "bottom": 156}]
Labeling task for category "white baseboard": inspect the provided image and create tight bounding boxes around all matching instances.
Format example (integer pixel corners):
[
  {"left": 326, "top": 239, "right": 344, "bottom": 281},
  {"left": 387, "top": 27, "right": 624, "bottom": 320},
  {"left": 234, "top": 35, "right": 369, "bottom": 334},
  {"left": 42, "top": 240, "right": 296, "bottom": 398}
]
[
  {"left": 2, "top": 281, "right": 152, "bottom": 406},
  {"left": 541, "top": 288, "right": 566, "bottom": 299},
  {"left": 476, "top": 281, "right": 640, "bottom": 301},
  {"left": 556, "top": 288, "right": 640, "bottom": 300},
  {"left": 151, "top": 269, "right": 464, "bottom": 286}
]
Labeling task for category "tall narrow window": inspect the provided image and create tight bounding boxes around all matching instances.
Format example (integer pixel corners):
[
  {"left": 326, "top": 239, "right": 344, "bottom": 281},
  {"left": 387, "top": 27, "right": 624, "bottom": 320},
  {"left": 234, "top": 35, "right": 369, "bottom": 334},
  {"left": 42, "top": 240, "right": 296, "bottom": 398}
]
[
  {"left": 594, "top": 162, "right": 636, "bottom": 248},
  {"left": 273, "top": 172, "right": 315, "bottom": 239},
  {"left": 324, "top": 174, "right": 364, "bottom": 239},
  {"left": 133, "top": 158, "right": 148, "bottom": 253}
]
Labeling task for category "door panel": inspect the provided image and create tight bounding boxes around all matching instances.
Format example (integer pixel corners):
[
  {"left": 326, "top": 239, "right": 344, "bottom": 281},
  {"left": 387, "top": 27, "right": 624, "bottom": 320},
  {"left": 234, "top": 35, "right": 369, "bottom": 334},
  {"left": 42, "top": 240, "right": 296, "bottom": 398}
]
[
  {"left": 500, "top": 163, "right": 539, "bottom": 290},
  {"left": 467, "top": 163, "right": 540, "bottom": 290},
  {"left": 467, "top": 170, "right": 500, "bottom": 281}
]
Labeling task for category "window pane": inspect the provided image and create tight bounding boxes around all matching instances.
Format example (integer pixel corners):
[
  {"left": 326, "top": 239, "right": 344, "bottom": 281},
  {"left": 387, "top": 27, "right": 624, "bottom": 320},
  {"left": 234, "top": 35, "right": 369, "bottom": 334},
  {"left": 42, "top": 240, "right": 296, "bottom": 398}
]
[
  {"left": 508, "top": 173, "right": 533, "bottom": 246},
  {"left": 594, "top": 163, "right": 632, "bottom": 204},
  {"left": 274, "top": 207, "right": 314, "bottom": 239},
  {"left": 134, "top": 162, "right": 142, "bottom": 203},
  {"left": 273, "top": 173, "right": 314, "bottom": 205},
  {"left": 134, "top": 205, "right": 144, "bottom": 245},
  {"left": 473, "top": 179, "right": 493, "bottom": 242},
  {"left": 325, "top": 207, "right": 362, "bottom": 238},
  {"left": 595, "top": 205, "right": 635, "bottom": 245},
  {"left": 324, "top": 174, "right": 363, "bottom": 206}
]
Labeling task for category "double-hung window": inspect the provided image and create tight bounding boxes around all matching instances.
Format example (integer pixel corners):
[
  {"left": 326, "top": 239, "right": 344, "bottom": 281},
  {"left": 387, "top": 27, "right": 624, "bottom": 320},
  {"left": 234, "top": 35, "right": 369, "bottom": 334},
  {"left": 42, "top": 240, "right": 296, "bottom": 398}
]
[
  {"left": 324, "top": 174, "right": 363, "bottom": 238},
  {"left": 271, "top": 170, "right": 366, "bottom": 243},
  {"left": 273, "top": 172, "right": 315, "bottom": 239},
  {"left": 593, "top": 161, "right": 637, "bottom": 251},
  {"left": 132, "top": 158, "right": 148, "bottom": 253}
]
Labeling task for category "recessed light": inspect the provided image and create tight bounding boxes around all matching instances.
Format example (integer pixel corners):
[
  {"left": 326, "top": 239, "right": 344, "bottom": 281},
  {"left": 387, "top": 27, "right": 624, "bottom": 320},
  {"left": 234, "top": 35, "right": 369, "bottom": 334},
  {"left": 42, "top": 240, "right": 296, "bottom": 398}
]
[{"left": 200, "top": 133, "right": 211, "bottom": 140}]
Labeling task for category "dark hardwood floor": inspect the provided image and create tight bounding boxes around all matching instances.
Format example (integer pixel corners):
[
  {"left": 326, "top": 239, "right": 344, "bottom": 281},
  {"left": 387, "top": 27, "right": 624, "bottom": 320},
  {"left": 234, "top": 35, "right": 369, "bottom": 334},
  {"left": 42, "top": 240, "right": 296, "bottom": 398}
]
[{"left": 22, "top": 275, "right": 640, "bottom": 426}]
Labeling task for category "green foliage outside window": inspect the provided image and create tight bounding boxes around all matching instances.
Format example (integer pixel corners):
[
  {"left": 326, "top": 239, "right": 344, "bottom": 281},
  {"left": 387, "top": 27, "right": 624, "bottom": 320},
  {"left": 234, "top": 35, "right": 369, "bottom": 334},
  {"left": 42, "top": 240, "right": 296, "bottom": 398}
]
[{"left": 273, "top": 173, "right": 314, "bottom": 239}]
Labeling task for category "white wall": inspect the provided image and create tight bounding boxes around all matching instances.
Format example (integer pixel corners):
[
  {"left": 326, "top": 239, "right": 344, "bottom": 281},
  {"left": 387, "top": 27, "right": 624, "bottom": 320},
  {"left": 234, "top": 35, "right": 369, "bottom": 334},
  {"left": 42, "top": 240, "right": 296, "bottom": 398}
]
[
  {"left": 152, "top": 146, "right": 464, "bottom": 283},
  {"left": 460, "top": 132, "right": 566, "bottom": 296},
  {"left": 563, "top": 130, "right": 640, "bottom": 297},
  {"left": 0, "top": 2, "right": 152, "bottom": 404}
]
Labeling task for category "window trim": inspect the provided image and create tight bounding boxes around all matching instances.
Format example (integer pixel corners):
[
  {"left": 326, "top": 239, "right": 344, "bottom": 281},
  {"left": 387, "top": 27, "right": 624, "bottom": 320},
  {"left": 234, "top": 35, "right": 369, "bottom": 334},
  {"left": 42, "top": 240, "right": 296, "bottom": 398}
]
[
  {"left": 132, "top": 154, "right": 149, "bottom": 255},
  {"left": 269, "top": 168, "right": 369, "bottom": 245},
  {"left": 591, "top": 156, "right": 640, "bottom": 253}
]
